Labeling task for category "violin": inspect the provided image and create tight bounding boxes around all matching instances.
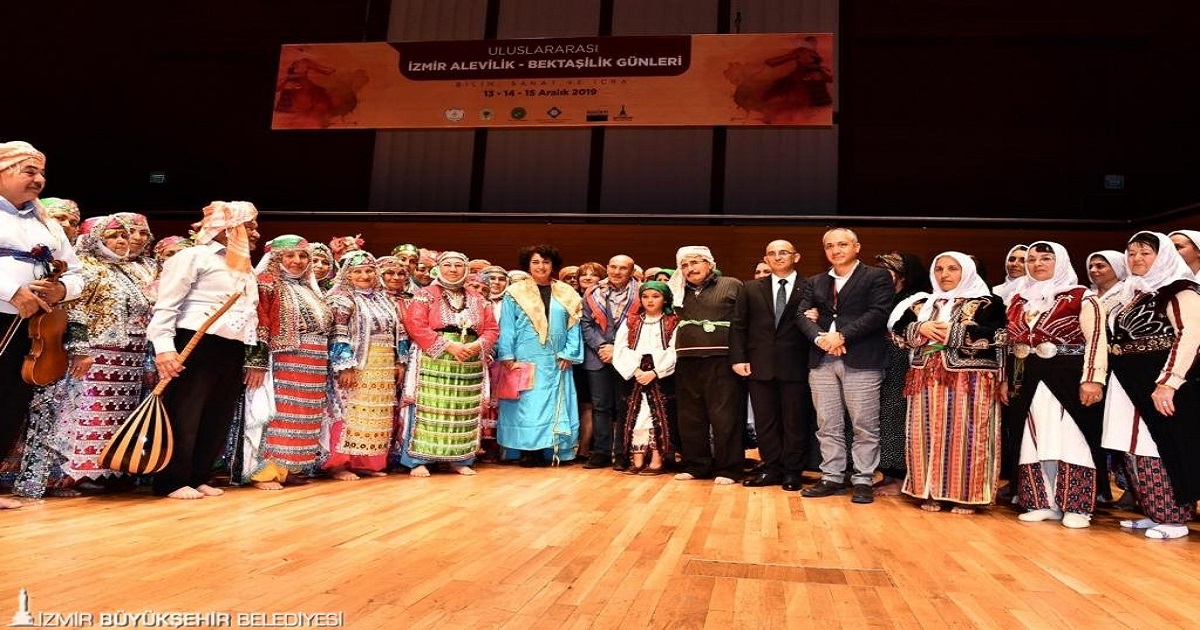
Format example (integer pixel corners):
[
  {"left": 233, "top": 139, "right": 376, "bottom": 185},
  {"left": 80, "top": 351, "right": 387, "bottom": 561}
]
[{"left": 22, "top": 260, "right": 69, "bottom": 386}]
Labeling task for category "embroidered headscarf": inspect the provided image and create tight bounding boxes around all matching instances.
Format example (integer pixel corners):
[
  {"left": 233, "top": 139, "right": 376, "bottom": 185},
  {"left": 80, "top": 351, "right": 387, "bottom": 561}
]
[
  {"left": 329, "top": 234, "right": 364, "bottom": 261},
  {"left": 259, "top": 234, "right": 311, "bottom": 278},
  {"left": 113, "top": 212, "right": 155, "bottom": 250},
  {"left": 191, "top": 200, "right": 258, "bottom": 274},
  {"left": 153, "top": 235, "right": 193, "bottom": 263},
  {"left": 480, "top": 265, "right": 509, "bottom": 300},
  {"left": 916, "top": 251, "right": 991, "bottom": 322},
  {"left": 331, "top": 250, "right": 379, "bottom": 295},
  {"left": 41, "top": 198, "right": 80, "bottom": 222},
  {"left": 468, "top": 259, "right": 490, "bottom": 274},
  {"left": 75, "top": 215, "right": 129, "bottom": 262},
  {"left": 308, "top": 242, "right": 335, "bottom": 280},
  {"left": 392, "top": 243, "right": 419, "bottom": 257},
  {"left": 432, "top": 250, "right": 469, "bottom": 291},
  {"left": 992, "top": 244, "right": 1029, "bottom": 305},
  {"left": 1015, "top": 241, "right": 1084, "bottom": 315},
  {"left": 668, "top": 246, "right": 715, "bottom": 308},
  {"left": 259, "top": 234, "right": 328, "bottom": 351}
]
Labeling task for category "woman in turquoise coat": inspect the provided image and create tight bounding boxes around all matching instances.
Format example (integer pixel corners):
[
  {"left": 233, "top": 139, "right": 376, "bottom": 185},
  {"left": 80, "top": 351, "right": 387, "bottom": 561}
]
[{"left": 496, "top": 245, "right": 584, "bottom": 466}]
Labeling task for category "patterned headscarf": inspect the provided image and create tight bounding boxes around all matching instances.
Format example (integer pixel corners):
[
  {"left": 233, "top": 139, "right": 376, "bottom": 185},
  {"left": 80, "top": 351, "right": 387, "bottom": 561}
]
[
  {"left": 392, "top": 243, "right": 419, "bottom": 257},
  {"left": 153, "top": 235, "right": 194, "bottom": 263},
  {"left": 113, "top": 211, "right": 155, "bottom": 241},
  {"left": 307, "top": 242, "right": 335, "bottom": 278},
  {"left": 41, "top": 198, "right": 80, "bottom": 222},
  {"left": 468, "top": 259, "right": 490, "bottom": 274},
  {"left": 668, "top": 245, "right": 715, "bottom": 308},
  {"left": 191, "top": 200, "right": 258, "bottom": 274},
  {"left": 260, "top": 234, "right": 310, "bottom": 278},
  {"left": 330, "top": 234, "right": 364, "bottom": 261},
  {"left": 75, "top": 215, "right": 128, "bottom": 262},
  {"left": 0, "top": 141, "right": 44, "bottom": 173},
  {"left": 434, "top": 250, "right": 469, "bottom": 290},
  {"left": 333, "top": 250, "right": 378, "bottom": 290}
]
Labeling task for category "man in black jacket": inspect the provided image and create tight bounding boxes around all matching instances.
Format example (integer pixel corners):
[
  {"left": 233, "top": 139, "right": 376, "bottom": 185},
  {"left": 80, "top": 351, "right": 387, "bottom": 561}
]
[
  {"left": 730, "top": 239, "right": 813, "bottom": 492},
  {"left": 796, "top": 229, "right": 893, "bottom": 504}
]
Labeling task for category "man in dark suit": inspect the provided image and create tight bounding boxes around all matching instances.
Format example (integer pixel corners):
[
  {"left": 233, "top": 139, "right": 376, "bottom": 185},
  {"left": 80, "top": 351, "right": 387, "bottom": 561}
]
[
  {"left": 796, "top": 228, "right": 894, "bottom": 504},
  {"left": 730, "top": 239, "right": 813, "bottom": 492}
]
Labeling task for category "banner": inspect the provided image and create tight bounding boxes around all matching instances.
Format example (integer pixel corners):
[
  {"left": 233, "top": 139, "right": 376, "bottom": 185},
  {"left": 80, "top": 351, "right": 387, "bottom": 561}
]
[{"left": 272, "top": 33, "right": 833, "bottom": 129}]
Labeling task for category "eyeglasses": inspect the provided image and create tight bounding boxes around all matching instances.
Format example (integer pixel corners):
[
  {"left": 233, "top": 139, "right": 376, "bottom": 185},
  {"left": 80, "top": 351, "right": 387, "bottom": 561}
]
[{"left": 765, "top": 250, "right": 795, "bottom": 258}]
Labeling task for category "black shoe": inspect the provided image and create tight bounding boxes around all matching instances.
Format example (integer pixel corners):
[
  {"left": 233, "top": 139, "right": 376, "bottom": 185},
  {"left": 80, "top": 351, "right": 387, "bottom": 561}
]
[
  {"left": 781, "top": 474, "right": 804, "bottom": 492},
  {"left": 612, "top": 456, "right": 631, "bottom": 472},
  {"left": 582, "top": 453, "right": 611, "bottom": 469},
  {"left": 851, "top": 483, "right": 875, "bottom": 504},
  {"left": 742, "top": 473, "right": 784, "bottom": 488},
  {"left": 801, "top": 479, "right": 847, "bottom": 498}
]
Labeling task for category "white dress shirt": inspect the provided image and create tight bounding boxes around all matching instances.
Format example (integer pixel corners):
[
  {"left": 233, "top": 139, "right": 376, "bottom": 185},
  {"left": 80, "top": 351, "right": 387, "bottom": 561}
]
[
  {"left": 147, "top": 241, "right": 260, "bottom": 353},
  {"left": 0, "top": 196, "right": 83, "bottom": 314}
]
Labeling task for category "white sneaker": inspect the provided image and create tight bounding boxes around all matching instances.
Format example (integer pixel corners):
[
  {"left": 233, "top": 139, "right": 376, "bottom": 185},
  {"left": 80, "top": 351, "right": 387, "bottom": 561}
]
[
  {"left": 1061, "top": 512, "right": 1091, "bottom": 528},
  {"left": 1017, "top": 508, "right": 1063, "bottom": 522}
]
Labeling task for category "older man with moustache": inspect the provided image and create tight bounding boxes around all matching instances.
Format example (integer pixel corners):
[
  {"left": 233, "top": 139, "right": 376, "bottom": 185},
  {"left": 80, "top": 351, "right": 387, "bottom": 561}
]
[
  {"left": 668, "top": 246, "right": 745, "bottom": 485},
  {"left": 581, "top": 254, "right": 639, "bottom": 469},
  {"left": 0, "top": 142, "right": 83, "bottom": 510},
  {"left": 797, "top": 228, "right": 893, "bottom": 504},
  {"left": 731, "top": 240, "right": 813, "bottom": 492}
]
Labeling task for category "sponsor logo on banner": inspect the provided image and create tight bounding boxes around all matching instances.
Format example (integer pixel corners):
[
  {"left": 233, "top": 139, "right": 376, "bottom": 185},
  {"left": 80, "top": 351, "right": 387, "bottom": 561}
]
[
  {"left": 614, "top": 104, "right": 633, "bottom": 121},
  {"left": 480, "top": 109, "right": 494, "bottom": 121},
  {"left": 585, "top": 110, "right": 609, "bottom": 122},
  {"left": 510, "top": 107, "right": 527, "bottom": 120},
  {"left": 546, "top": 107, "right": 562, "bottom": 119},
  {"left": 444, "top": 108, "right": 465, "bottom": 122}
]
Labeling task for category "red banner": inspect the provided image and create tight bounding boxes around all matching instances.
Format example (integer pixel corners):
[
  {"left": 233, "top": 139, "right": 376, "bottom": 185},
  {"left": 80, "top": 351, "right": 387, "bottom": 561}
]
[{"left": 272, "top": 34, "right": 834, "bottom": 129}]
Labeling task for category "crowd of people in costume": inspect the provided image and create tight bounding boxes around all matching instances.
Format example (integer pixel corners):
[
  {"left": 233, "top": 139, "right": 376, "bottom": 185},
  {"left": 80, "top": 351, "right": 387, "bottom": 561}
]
[{"left": 2, "top": 140, "right": 1199, "bottom": 541}]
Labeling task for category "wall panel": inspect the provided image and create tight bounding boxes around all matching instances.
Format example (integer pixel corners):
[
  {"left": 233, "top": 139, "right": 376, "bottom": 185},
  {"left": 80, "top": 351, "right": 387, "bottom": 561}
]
[
  {"left": 370, "top": 130, "right": 475, "bottom": 212},
  {"left": 612, "top": 0, "right": 719, "bottom": 35},
  {"left": 387, "top": 0, "right": 488, "bottom": 41},
  {"left": 497, "top": 0, "right": 602, "bottom": 38},
  {"left": 482, "top": 129, "right": 593, "bottom": 214},
  {"left": 600, "top": 129, "right": 712, "bottom": 214}
]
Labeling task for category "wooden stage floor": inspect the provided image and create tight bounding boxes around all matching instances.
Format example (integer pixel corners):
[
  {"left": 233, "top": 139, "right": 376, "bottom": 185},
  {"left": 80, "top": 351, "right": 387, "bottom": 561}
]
[{"left": 2, "top": 464, "right": 1197, "bottom": 629}]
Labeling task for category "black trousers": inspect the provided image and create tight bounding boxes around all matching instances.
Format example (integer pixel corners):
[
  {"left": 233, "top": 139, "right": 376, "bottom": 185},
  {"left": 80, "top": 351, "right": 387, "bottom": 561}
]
[
  {"left": 588, "top": 363, "right": 630, "bottom": 459},
  {"left": 0, "top": 314, "right": 34, "bottom": 459},
  {"left": 675, "top": 356, "right": 744, "bottom": 480},
  {"left": 152, "top": 330, "right": 245, "bottom": 495},
  {"left": 748, "top": 378, "right": 813, "bottom": 476}
]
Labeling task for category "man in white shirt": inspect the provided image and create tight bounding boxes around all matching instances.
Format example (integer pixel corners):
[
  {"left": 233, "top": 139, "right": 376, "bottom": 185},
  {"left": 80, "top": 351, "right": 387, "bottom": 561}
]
[
  {"left": 0, "top": 141, "right": 82, "bottom": 510},
  {"left": 146, "top": 201, "right": 261, "bottom": 500}
]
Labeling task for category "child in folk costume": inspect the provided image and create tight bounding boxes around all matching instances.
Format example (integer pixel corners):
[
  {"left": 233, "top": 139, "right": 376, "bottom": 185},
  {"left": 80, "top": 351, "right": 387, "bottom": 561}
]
[
  {"left": 612, "top": 282, "right": 679, "bottom": 475},
  {"left": 324, "top": 250, "right": 406, "bottom": 480},
  {"left": 241, "top": 235, "right": 332, "bottom": 489}
]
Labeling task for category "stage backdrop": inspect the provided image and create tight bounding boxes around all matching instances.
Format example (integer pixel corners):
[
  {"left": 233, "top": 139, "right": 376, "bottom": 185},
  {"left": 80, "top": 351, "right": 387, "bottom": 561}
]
[{"left": 272, "top": 33, "right": 833, "bottom": 129}]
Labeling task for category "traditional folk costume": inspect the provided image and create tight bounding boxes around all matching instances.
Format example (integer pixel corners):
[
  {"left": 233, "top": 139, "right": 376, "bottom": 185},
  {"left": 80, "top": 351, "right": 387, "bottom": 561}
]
[
  {"left": 479, "top": 266, "right": 509, "bottom": 447},
  {"left": 889, "top": 253, "right": 1005, "bottom": 507},
  {"left": 401, "top": 252, "right": 499, "bottom": 468},
  {"left": 992, "top": 244, "right": 1029, "bottom": 307},
  {"left": 1086, "top": 250, "right": 1128, "bottom": 313},
  {"left": 145, "top": 201, "right": 261, "bottom": 497},
  {"left": 1169, "top": 230, "right": 1200, "bottom": 282},
  {"left": 57, "top": 217, "right": 154, "bottom": 483},
  {"left": 1006, "top": 242, "right": 1108, "bottom": 527},
  {"left": 1101, "top": 232, "right": 1200, "bottom": 539},
  {"left": 495, "top": 276, "right": 584, "bottom": 462},
  {"left": 113, "top": 212, "right": 159, "bottom": 292},
  {"left": 324, "top": 250, "right": 405, "bottom": 474},
  {"left": 41, "top": 197, "right": 81, "bottom": 241},
  {"left": 153, "top": 236, "right": 194, "bottom": 267},
  {"left": 240, "top": 236, "right": 332, "bottom": 484},
  {"left": 612, "top": 282, "right": 678, "bottom": 463},
  {"left": 309, "top": 243, "right": 336, "bottom": 294},
  {"left": 375, "top": 255, "right": 415, "bottom": 468},
  {"left": 0, "top": 143, "right": 84, "bottom": 499}
]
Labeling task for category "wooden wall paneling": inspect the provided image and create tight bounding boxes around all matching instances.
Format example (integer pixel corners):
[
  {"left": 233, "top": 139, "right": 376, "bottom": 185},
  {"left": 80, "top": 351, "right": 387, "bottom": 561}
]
[
  {"left": 730, "top": 0, "right": 838, "bottom": 33},
  {"left": 387, "top": 0, "right": 489, "bottom": 41},
  {"left": 611, "top": 0, "right": 720, "bottom": 35},
  {"left": 370, "top": 130, "right": 476, "bottom": 212},
  {"left": 497, "top": 0, "right": 604, "bottom": 38},
  {"left": 724, "top": 128, "right": 838, "bottom": 215},
  {"left": 481, "top": 130, "right": 593, "bottom": 214},
  {"left": 599, "top": 129, "right": 714, "bottom": 215}
]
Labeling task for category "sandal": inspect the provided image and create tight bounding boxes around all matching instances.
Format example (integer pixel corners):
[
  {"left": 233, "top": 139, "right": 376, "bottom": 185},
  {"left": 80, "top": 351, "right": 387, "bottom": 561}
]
[
  {"left": 949, "top": 506, "right": 976, "bottom": 515},
  {"left": 623, "top": 465, "right": 645, "bottom": 475},
  {"left": 639, "top": 466, "right": 666, "bottom": 476}
]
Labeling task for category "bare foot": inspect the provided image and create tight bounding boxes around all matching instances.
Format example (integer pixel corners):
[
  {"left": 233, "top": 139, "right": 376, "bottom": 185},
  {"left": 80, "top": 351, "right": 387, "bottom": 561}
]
[
  {"left": 713, "top": 476, "right": 736, "bottom": 486},
  {"left": 253, "top": 481, "right": 284, "bottom": 491},
  {"left": 454, "top": 465, "right": 476, "bottom": 476},
  {"left": 673, "top": 472, "right": 697, "bottom": 481},
  {"left": 331, "top": 469, "right": 360, "bottom": 481},
  {"left": 874, "top": 477, "right": 903, "bottom": 497},
  {"left": 47, "top": 487, "right": 84, "bottom": 498},
  {"left": 949, "top": 505, "right": 976, "bottom": 515},
  {"left": 359, "top": 470, "right": 387, "bottom": 477},
  {"left": 166, "top": 486, "right": 205, "bottom": 500},
  {"left": 0, "top": 496, "right": 23, "bottom": 509},
  {"left": 920, "top": 500, "right": 942, "bottom": 512},
  {"left": 410, "top": 465, "right": 431, "bottom": 478},
  {"left": 196, "top": 484, "right": 224, "bottom": 497}
]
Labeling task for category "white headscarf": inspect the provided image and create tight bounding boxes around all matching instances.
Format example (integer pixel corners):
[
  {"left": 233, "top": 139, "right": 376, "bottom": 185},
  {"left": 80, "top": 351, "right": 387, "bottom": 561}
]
[
  {"left": 1086, "top": 250, "right": 1128, "bottom": 292},
  {"left": 991, "top": 244, "right": 1028, "bottom": 305},
  {"left": 1015, "top": 241, "right": 1084, "bottom": 314},
  {"left": 916, "top": 251, "right": 992, "bottom": 322},
  {"left": 668, "top": 245, "right": 715, "bottom": 308},
  {"left": 1117, "top": 232, "right": 1196, "bottom": 306},
  {"left": 1168, "top": 230, "right": 1200, "bottom": 280},
  {"left": 433, "top": 250, "right": 469, "bottom": 290}
]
